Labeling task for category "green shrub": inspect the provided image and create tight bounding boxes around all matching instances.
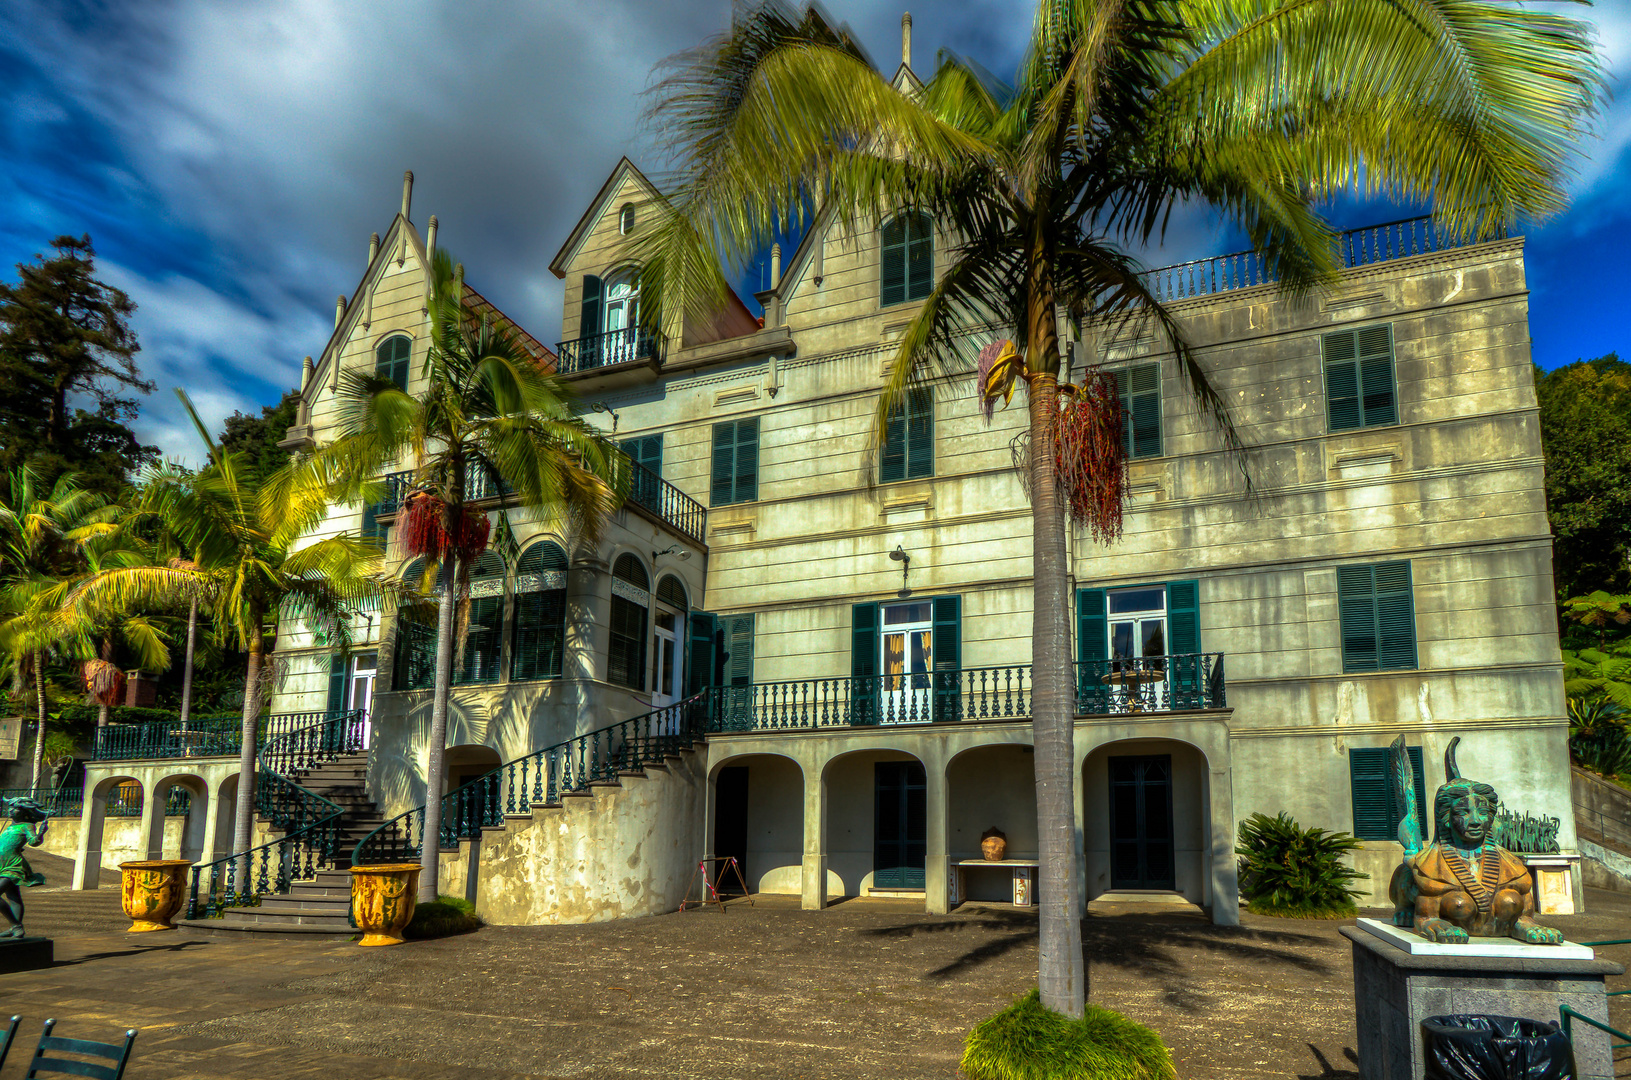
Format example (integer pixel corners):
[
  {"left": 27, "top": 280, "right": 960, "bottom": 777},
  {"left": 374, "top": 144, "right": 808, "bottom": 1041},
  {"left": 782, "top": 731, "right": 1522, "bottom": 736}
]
[
  {"left": 1569, "top": 696, "right": 1631, "bottom": 778},
  {"left": 404, "top": 895, "right": 483, "bottom": 940},
  {"left": 962, "top": 990, "right": 1175, "bottom": 1080},
  {"left": 1235, "top": 811, "right": 1366, "bottom": 919}
]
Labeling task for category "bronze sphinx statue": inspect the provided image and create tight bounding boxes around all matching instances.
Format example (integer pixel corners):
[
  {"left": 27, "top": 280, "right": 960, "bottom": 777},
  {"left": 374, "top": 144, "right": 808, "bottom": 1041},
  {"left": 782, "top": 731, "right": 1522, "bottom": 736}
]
[{"left": 1387, "top": 735, "right": 1562, "bottom": 946}]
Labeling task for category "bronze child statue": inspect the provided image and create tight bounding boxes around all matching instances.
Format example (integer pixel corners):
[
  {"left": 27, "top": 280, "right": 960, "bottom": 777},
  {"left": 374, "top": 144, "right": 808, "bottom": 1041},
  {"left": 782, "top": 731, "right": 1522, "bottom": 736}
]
[
  {"left": 0, "top": 796, "right": 50, "bottom": 940},
  {"left": 1387, "top": 735, "right": 1562, "bottom": 945}
]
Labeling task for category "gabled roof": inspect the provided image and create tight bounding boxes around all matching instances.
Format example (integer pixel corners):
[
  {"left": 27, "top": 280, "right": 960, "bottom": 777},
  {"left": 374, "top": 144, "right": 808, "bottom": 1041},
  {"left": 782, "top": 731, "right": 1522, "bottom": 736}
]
[
  {"left": 462, "top": 282, "right": 558, "bottom": 368},
  {"left": 549, "top": 157, "right": 665, "bottom": 279}
]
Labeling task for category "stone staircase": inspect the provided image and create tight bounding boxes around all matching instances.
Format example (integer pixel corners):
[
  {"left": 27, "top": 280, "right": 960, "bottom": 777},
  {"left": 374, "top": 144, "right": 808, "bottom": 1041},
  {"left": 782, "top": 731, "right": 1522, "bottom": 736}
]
[{"left": 181, "top": 751, "right": 385, "bottom": 935}]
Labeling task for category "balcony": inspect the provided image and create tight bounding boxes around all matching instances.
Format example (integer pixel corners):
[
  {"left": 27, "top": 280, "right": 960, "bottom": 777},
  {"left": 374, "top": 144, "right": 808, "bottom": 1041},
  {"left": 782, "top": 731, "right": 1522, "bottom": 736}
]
[
  {"left": 90, "top": 710, "right": 343, "bottom": 762},
  {"left": 704, "top": 654, "right": 1226, "bottom": 734},
  {"left": 553, "top": 327, "right": 665, "bottom": 392},
  {"left": 1141, "top": 215, "right": 1505, "bottom": 304}
]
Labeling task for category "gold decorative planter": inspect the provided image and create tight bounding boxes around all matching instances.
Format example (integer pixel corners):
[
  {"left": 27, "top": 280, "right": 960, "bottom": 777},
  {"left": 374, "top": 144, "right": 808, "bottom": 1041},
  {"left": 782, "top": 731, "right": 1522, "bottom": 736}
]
[
  {"left": 119, "top": 859, "right": 192, "bottom": 932},
  {"left": 350, "top": 863, "right": 420, "bottom": 946}
]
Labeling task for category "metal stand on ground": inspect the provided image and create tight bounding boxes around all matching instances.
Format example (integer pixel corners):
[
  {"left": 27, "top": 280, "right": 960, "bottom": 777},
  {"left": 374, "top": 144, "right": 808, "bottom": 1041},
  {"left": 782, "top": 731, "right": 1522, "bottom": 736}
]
[{"left": 679, "top": 856, "right": 754, "bottom": 912}]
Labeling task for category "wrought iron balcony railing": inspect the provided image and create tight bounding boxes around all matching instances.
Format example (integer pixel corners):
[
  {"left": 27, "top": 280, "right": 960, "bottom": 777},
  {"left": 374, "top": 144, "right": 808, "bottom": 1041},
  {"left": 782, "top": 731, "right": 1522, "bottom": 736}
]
[
  {"left": 0, "top": 785, "right": 189, "bottom": 817},
  {"left": 1142, "top": 216, "right": 1504, "bottom": 304},
  {"left": 555, "top": 326, "right": 664, "bottom": 376},
  {"left": 90, "top": 709, "right": 353, "bottom": 762}
]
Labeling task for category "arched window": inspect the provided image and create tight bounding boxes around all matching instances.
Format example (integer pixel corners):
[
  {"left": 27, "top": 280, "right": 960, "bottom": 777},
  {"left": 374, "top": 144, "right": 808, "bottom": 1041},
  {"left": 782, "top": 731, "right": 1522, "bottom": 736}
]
[
  {"left": 376, "top": 334, "right": 411, "bottom": 391},
  {"left": 880, "top": 213, "right": 933, "bottom": 306},
  {"left": 512, "top": 541, "right": 568, "bottom": 681},
  {"left": 394, "top": 557, "right": 437, "bottom": 690},
  {"left": 608, "top": 554, "right": 650, "bottom": 690},
  {"left": 455, "top": 551, "right": 505, "bottom": 684},
  {"left": 656, "top": 575, "right": 688, "bottom": 611},
  {"left": 619, "top": 203, "right": 636, "bottom": 235}
]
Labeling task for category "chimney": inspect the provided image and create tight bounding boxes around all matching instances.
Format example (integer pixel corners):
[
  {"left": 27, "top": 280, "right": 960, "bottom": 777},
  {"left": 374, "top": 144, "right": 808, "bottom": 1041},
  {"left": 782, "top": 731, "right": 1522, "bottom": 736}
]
[
  {"left": 902, "top": 12, "right": 912, "bottom": 69},
  {"left": 334, "top": 295, "right": 347, "bottom": 328},
  {"left": 770, "top": 243, "right": 782, "bottom": 289},
  {"left": 368, "top": 232, "right": 380, "bottom": 264},
  {"left": 401, "top": 170, "right": 414, "bottom": 221}
]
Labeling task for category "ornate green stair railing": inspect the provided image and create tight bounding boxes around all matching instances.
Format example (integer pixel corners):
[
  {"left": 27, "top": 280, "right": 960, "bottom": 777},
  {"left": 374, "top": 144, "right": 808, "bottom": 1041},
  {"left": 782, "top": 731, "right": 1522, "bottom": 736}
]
[
  {"left": 184, "top": 709, "right": 366, "bottom": 918},
  {"left": 352, "top": 694, "right": 710, "bottom": 865}
]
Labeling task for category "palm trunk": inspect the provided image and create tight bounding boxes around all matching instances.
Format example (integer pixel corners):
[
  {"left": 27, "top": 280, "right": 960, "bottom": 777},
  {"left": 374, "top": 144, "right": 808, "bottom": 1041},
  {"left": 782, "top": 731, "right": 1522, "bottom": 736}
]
[
  {"left": 1026, "top": 244, "right": 1086, "bottom": 1018},
  {"left": 419, "top": 553, "right": 459, "bottom": 902},
  {"left": 231, "top": 614, "right": 264, "bottom": 888},
  {"left": 29, "top": 652, "right": 47, "bottom": 794},
  {"left": 179, "top": 598, "right": 198, "bottom": 731},
  {"left": 97, "top": 635, "right": 113, "bottom": 728}
]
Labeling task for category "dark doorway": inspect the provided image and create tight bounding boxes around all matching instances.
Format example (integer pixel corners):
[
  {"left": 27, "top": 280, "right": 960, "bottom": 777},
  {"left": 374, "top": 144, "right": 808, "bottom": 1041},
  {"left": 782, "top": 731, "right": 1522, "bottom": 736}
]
[
  {"left": 873, "top": 761, "right": 926, "bottom": 888},
  {"left": 713, "top": 766, "right": 749, "bottom": 893},
  {"left": 1109, "top": 754, "right": 1175, "bottom": 890}
]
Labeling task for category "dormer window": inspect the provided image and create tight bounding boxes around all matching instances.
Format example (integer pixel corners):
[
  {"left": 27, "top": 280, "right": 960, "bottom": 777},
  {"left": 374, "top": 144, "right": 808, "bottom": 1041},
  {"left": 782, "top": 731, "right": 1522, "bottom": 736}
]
[
  {"left": 375, "top": 334, "right": 410, "bottom": 391},
  {"left": 619, "top": 203, "right": 636, "bottom": 235}
]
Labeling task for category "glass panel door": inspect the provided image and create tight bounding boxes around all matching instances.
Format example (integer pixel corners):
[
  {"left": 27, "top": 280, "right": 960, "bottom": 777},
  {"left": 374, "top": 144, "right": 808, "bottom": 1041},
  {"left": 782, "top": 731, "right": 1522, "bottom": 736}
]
[
  {"left": 1108, "top": 754, "right": 1175, "bottom": 890},
  {"left": 348, "top": 652, "right": 377, "bottom": 749},
  {"left": 1107, "top": 587, "right": 1167, "bottom": 710},
  {"left": 881, "top": 602, "right": 932, "bottom": 723},
  {"left": 652, "top": 609, "right": 681, "bottom": 708}
]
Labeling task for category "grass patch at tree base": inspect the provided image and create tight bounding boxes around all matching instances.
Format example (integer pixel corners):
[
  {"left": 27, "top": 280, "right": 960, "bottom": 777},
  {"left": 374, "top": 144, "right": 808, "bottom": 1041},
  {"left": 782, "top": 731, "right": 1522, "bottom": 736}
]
[
  {"left": 404, "top": 895, "right": 483, "bottom": 939},
  {"left": 962, "top": 990, "right": 1175, "bottom": 1080},
  {"left": 1244, "top": 898, "right": 1357, "bottom": 920}
]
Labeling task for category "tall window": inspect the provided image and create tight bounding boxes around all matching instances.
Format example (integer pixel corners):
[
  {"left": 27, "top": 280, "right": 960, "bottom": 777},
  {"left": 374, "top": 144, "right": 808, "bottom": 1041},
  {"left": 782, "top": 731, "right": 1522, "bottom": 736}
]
[
  {"left": 393, "top": 558, "right": 437, "bottom": 691},
  {"left": 512, "top": 540, "right": 568, "bottom": 681},
  {"left": 1323, "top": 324, "right": 1398, "bottom": 431},
  {"left": 1336, "top": 561, "right": 1417, "bottom": 672},
  {"left": 1349, "top": 745, "right": 1427, "bottom": 840},
  {"left": 621, "top": 433, "right": 663, "bottom": 513},
  {"left": 881, "top": 213, "right": 933, "bottom": 306},
  {"left": 376, "top": 335, "right": 411, "bottom": 392},
  {"left": 1114, "top": 363, "right": 1163, "bottom": 458},
  {"left": 880, "top": 388, "right": 933, "bottom": 482},
  {"left": 608, "top": 554, "right": 650, "bottom": 690},
  {"left": 456, "top": 552, "right": 505, "bottom": 685},
  {"left": 710, "top": 417, "right": 759, "bottom": 506}
]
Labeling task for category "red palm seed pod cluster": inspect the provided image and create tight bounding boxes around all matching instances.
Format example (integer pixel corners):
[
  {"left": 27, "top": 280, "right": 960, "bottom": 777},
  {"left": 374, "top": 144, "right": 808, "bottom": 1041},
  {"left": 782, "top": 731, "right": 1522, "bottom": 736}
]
[
  {"left": 1053, "top": 371, "right": 1128, "bottom": 544},
  {"left": 399, "top": 492, "right": 492, "bottom": 565},
  {"left": 83, "top": 659, "right": 125, "bottom": 707}
]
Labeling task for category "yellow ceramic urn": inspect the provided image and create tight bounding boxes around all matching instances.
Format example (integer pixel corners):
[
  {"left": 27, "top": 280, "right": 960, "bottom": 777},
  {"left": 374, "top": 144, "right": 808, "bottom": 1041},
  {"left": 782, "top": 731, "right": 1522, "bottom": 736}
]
[
  {"left": 119, "top": 859, "right": 192, "bottom": 931},
  {"left": 350, "top": 863, "right": 420, "bottom": 946}
]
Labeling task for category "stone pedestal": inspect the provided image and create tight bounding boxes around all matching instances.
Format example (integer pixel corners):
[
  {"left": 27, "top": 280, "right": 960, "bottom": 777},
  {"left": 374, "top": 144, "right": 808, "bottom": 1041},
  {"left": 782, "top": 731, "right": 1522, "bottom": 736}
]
[
  {"left": 1523, "top": 854, "right": 1582, "bottom": 915},
  {"left": 0, "top": 936, "right": 53, "bottom": 973},
  {"left": 1342, "top": 924, "right": 1623, "bottom": 1080}
]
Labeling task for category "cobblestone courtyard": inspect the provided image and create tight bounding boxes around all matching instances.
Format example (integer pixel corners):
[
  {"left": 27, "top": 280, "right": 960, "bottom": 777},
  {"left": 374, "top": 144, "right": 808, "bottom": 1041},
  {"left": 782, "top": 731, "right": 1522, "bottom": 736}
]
[{"left": 6, "top": 853, "right": 1631, "bottom": 1079}]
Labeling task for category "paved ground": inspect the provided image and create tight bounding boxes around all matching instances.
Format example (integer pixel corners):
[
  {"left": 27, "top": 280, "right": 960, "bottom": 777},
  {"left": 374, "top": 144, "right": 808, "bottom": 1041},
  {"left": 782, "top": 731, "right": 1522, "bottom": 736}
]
[{"left": 6, "top": 850, "right": 1631, "bottom": 1079}]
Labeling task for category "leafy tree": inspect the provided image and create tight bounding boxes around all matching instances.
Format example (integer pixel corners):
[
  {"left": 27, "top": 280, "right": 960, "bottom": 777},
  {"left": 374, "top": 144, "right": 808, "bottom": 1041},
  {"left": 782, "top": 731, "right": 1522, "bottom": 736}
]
[
  {"left": 218, "top": 390, "right": 301, "bottom": 488},
  {"left": 637, "top": 0, "right": 1600, "bottom": 1016},
  {"left": 297, "top": 251, "right": 623, "bottom": 902},
  {"left": 0, "top": 236, "right": 158, "bottom": 496},
  {"left": 64, "top": 398, "right": 392, "bottom": 867},
  {"left": 1536, "top": 355, "right": 1631, "bottom": 603}
]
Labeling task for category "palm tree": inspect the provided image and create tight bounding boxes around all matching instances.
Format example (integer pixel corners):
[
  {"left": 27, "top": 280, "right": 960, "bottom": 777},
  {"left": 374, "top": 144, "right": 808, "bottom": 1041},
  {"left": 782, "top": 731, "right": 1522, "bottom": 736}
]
[
  {"left": 635, "top": 0, "right": 1601, "bottom": 1016},
  {"left": 65, "top": 401, "right": 392, "bottom": 868},
  {"left": 0, "top": 466, "right": 112, "bottom": 789},
  {"left": 294, "top": 251, "right": 624, "bottom": 902}
]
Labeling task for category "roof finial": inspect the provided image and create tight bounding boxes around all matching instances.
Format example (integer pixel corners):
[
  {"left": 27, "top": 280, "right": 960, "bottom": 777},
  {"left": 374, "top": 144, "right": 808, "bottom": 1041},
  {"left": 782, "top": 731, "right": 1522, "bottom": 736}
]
[
  {"left": 334, "top": 295, "right": 347, "bottom": 328},
  {"left": 771, "top": 243, "right": 782, "bottom": 289},
  {"left": 901, "top": 12, "right": 912, "bottom": 69},
  {"left": 368, "top": 232, "right": 380, "bottom": 264},
  {"left": 427, "top": 215, "right": 439, "bottom": 263},
  {"left": 401, "top": 170, "right": 414, "bottom": 221}
]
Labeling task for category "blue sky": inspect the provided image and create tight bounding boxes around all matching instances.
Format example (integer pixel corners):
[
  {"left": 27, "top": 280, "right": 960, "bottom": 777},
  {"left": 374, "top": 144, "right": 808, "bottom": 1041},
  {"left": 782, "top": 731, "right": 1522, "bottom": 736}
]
[{"left": 1, "top": 1, "right": 1626, "bottom": 462}]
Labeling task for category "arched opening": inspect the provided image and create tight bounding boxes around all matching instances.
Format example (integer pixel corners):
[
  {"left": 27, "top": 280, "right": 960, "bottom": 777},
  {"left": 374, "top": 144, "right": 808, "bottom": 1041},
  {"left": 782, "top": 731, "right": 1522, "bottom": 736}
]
[
  {"left": 444, "top": 744, "right": 502, "bottom": 790},
  {"left": 710, "top": 754, "right": 802, "bottom": 895},
  {"left": 822, "top": 748, "right": 927, "bottom": 897},
  {"left": 151, "top": 773, "right": 209, "bottom": 862},
  {"left": 608, "top": 554, "right": 650, "bottom": 690},
  {"left": 78, "top": 775, "right": 143, "bottom": 887},
  {"left": 512, "top": 540, "right": 568, "bottom": 681},
  {"left": 651, "top": 575, "right": 688, "bottom": 708},
  {"left": 212, "top": 773, "right": 240, "bottom": 865},
  {"left": 946, "top": 742, "right": 1037, "bottom": 907},
  {"left": 1083, "top": 738, "right": 1211, "bottom": 906}
]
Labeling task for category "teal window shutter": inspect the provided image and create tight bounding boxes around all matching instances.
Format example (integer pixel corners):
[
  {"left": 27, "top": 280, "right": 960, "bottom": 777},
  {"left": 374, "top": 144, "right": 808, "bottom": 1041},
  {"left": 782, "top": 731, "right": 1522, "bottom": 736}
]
[
  {"left": 327, "top": 655, "right": 346, "bottom": 713},
  {"left": 511, "top": 541, "right": 567, "bottom": 681},
  {"left": 1076, "top": 588, "right": 1108, "bottom": 713},
  {"left": 1114, "top": 364, "right": 1162, "bottom": 458},
  {"left": 931, "top": 594, "right": 960, "bottom": 722},
  {"left": 1325, "top": 325, "right": 1397, "bottom": 431},
  {"left": 710, "top": 419, "right": 760, "bottom": 506},
  {"left": 1337, "top": 561, "right": 1417, "bottom": 673},
  {"left": 906, "top": 214, "right": 933, "bottom": 301},
  {"left": 852, "top": 602, "right": 879, "bottom": 726},
  {"left": 881, "top": 388, "right": 933, "bottom": 483},
  {"left": 580, "top": 274, "right": 603, "bottom": 337},
  {"left": 1349, "top": 745, "right": 1427, "bottom": 840},
  {"left": 375, "top": 335, "right": 410, "bottom": 392},
  {"left": 685, "top": 611, "right": 719, "bottom": 696},
  {"left": 621, "top": 433, "right": 664, "bottom": 512},
  {"left": 716, "top": 613, "right": 755, "bottom": 732},
  {"left": 881, "top": 218, "right": 907, "bottom": 306},
  {"left": 1165, "top": 580, "right": 1202, "bottom": 707}
]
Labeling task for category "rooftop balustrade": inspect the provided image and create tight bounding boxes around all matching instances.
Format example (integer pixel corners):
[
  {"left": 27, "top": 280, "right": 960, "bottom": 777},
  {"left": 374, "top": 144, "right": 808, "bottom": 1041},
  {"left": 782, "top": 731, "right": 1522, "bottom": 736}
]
[{"left": 1141, "top": 216, "right": 1503, "bottom": 304}]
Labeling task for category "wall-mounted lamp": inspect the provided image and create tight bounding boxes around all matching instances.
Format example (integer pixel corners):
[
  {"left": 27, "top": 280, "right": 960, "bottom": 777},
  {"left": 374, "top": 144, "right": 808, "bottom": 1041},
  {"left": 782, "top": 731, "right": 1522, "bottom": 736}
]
[
  {"left": 889, "top": 544, "right": 911, "bottom": 590},
  {"left": 589, "top": 401, "right": 620, "bottom": 433},
  {"left": 654, "top": 544, "right": 691, "bottom": 562}
]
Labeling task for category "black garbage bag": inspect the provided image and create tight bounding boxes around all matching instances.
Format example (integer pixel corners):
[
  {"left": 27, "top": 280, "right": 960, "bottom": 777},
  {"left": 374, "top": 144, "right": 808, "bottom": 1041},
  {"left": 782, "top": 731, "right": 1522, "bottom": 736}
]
[{"left": 1422, "top": 1014, "right": 1574, "bottom": 1080}]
